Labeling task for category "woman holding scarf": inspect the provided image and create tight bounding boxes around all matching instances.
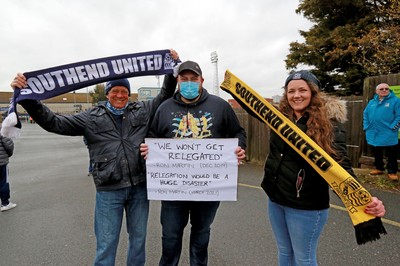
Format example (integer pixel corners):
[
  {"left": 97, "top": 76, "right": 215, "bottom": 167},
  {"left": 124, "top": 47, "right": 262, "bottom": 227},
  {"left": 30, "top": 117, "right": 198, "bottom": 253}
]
[{"left": 262, "top": 70, "right": 386, "bottom": 266}]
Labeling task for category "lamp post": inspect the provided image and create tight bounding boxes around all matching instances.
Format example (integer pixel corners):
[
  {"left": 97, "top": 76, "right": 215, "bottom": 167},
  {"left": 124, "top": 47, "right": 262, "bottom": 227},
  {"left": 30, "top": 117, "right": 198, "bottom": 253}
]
[
  {"left": 210, "top": 51, "right": 219, "bottom": 96},
  {"left": 155, "top": 75, "right": 161, "bottom": 88},
  {"left": 73, "top": 91, "right": 77, "bottom": 113}
]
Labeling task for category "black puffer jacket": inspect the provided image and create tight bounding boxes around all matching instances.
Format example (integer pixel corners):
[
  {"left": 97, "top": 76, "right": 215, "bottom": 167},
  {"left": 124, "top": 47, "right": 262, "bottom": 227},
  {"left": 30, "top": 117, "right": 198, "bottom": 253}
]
[
  {"left": 20, "top": 74, "right": 177, "bottom": 191},
  {"left": 0, "top": 135, "right": 14, "bottom": 166},
  {"left": 261, "top": 97, "right": 355, "bottom": 210}
]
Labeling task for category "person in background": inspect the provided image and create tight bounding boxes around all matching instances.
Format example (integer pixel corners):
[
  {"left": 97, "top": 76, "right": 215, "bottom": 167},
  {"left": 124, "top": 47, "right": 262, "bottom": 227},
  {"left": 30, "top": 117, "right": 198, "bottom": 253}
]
[
  {"left": 363, "top": 83, "right": 400, "bottom": 181},
  {"left": 0, "top": 134, "right": 16, "bottom": 212},
  {"left": 262, "top": 70, "right": 386, "bottom": 265},
  {"left": 9, "top": 49, "right": 179, "bottom": 266},
  {"left": 398, "top": 129, "right": 400, "bottom": 165},
  {"left": 142, "top": 60, "right": 246, "bottom": 266}
]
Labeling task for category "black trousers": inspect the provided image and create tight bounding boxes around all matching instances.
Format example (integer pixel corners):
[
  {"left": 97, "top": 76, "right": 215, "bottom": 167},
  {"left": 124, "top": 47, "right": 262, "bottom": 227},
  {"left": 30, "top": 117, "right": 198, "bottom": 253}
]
[
  {"left": 0, "top": 164, "right": 10, "bottom": 205},
  {"left": 371, "top": 145, "right": 398, "bottom": 174}
]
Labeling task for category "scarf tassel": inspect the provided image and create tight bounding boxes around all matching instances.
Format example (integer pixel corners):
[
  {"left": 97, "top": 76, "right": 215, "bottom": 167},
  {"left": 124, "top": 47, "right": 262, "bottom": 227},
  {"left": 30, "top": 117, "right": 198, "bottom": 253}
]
[{"left": 355, "top": 217, "right": 387, "bottom": 245}]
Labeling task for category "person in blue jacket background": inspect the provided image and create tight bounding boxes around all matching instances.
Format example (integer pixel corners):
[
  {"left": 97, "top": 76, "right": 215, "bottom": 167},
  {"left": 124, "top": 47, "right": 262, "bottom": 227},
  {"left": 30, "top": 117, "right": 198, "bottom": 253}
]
[{"left": 363, "top": 83, "right": 400, "bottom": 181}]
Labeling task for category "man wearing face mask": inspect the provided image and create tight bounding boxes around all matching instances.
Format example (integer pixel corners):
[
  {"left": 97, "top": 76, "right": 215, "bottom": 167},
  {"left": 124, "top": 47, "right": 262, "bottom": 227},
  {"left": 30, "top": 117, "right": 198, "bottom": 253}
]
[{"left": 147, "top": 60, "right": 246, "bottom": 266}]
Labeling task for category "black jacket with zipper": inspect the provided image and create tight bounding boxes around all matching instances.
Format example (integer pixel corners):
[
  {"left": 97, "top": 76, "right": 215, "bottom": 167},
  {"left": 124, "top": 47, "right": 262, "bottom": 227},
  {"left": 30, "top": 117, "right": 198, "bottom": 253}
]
[
  {"left": 261, "top": 97, "right": 355, "bottom": 210},
  {"left": 20, "top": 74, "right": 177, "bottom": 191}
]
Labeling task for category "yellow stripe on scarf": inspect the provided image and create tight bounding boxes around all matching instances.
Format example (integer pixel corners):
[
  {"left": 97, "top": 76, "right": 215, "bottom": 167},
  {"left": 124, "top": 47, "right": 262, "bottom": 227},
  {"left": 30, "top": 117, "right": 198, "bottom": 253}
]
[{"left": 220, "top": 70, "right": 386, "bottom": 244}]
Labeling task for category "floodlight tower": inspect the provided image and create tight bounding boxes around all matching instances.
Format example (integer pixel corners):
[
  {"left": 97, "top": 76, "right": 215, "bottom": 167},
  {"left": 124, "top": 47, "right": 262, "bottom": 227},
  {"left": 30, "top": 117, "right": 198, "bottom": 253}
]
[
  {"left": 155, "top": 75, "right": 161, "bottom": 88},
  {"left": 210, "top": 51, "right": 219, "bottom": 96}
]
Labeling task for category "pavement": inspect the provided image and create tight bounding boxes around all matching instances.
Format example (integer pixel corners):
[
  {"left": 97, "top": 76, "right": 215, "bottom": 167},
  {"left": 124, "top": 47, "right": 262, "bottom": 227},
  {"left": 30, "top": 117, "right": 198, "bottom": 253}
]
[{"left": 0, "top": 123, "right": 399, "bottom": 266}]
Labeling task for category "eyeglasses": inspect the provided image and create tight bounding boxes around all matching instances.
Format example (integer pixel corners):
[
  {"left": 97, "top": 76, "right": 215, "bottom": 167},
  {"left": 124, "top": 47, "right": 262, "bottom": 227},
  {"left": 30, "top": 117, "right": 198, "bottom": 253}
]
[{"left": 378, "top": 88, "right": 389, "bottom": 91}]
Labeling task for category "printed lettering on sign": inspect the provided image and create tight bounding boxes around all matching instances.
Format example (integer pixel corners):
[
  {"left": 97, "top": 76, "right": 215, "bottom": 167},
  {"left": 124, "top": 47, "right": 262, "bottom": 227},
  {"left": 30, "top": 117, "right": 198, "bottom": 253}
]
[{"left": 145, "top": 138, "right": 239, "bottom": 201}]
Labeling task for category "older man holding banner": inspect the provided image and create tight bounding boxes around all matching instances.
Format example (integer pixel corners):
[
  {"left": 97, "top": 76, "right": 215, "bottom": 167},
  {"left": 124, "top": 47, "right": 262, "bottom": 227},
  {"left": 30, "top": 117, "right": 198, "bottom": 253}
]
[{"left": 9, "top": 49, "right": 180, "bottom": 266}]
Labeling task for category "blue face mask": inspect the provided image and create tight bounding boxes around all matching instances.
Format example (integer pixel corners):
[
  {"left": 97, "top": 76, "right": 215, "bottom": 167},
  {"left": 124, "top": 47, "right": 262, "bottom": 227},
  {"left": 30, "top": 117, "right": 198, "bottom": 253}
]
[{"left": 179, "top": 81, "right": 200, "bottom": 100}]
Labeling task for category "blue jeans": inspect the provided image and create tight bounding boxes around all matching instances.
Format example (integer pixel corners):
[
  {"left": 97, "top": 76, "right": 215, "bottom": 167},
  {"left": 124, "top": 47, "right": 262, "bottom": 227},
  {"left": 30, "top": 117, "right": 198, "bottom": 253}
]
[
  {"left": 268, "top": 199, "right": 329, "bottom": 266},
  {"left": 0, "top": 164, "right": 10, "bottom": 206},
  {"left": 94, "top": 184, "right": 149, "bottom": 266},
  {"left": 159, "top": 201, "right": 220, "bottom": 266}
]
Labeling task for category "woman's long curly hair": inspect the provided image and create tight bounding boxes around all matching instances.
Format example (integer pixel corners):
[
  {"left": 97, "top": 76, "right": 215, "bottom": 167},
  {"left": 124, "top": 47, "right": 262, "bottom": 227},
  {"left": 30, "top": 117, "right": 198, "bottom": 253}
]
[{"left": 279, "top": 81, "right": 338, "bottom": 158}]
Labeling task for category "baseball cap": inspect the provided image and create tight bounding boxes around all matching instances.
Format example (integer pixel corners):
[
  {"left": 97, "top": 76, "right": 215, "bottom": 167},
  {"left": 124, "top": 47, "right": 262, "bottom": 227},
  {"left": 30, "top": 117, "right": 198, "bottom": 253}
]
[
  {"left": 285, "top": 70, "right": 321, "bottom": 88},
  {"left": 178, "top": 61, "right": 202, "bottom": 76}
]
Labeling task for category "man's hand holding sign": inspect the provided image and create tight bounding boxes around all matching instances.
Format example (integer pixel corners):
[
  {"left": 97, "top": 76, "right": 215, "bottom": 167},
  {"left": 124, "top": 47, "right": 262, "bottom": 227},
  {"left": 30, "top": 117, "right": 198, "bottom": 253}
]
[{"left": 144, "top": 138, "right": 240, "bottom": 201}]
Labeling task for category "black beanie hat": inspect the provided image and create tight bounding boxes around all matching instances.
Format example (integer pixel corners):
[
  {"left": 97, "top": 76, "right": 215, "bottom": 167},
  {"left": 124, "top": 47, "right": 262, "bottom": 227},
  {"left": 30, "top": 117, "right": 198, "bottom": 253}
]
[{"left": 105, "top": 78, "right": 131, "bottom": 95}]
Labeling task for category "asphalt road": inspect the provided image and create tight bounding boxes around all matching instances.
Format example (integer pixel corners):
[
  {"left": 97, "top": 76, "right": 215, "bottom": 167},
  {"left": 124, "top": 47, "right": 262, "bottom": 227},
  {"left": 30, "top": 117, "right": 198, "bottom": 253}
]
[{"left": 0, "top": 123, "right": 399, "bottom": 266}]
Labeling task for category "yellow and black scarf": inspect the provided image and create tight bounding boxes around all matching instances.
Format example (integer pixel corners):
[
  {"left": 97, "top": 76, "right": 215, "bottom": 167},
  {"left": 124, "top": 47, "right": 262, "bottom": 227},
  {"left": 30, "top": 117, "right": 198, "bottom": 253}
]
[{"left": 220, "top": 70, "right": 386, "bottom": 245}]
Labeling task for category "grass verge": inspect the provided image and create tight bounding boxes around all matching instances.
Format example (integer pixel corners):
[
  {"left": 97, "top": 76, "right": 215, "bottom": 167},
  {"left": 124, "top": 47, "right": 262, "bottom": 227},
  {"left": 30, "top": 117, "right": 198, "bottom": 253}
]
[{"left": 354, "top": 168, "right": 400, "bottom": 194}]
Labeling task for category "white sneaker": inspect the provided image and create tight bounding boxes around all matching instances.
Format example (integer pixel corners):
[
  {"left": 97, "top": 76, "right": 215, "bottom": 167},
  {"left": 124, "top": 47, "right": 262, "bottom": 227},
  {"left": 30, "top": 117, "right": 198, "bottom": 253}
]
[{"left": 1, "top": 202, "right": 17, "bottom": 212}]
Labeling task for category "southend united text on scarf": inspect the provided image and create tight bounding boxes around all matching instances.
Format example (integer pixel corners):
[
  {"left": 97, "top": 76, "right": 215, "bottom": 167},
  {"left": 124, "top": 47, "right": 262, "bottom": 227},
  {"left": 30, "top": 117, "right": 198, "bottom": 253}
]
[
  {"left": 21, "top": 54, "right": 164, "bottom": 95},
  {"left": 235, "top": 82, "right": 332, "bottom": 172}
]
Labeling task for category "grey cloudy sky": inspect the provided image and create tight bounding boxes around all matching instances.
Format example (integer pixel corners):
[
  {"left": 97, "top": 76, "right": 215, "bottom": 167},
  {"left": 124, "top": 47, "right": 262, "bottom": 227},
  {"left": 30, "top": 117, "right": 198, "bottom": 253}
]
[{"left": 0, "top": 0, "right": 312, "bottom": 99}]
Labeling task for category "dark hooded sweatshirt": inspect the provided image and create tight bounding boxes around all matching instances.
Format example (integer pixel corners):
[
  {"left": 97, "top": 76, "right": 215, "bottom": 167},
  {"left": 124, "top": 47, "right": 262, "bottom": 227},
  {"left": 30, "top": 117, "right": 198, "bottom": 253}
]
[{"left": 149, "top": 88, "right": 246, "bottom": 149}]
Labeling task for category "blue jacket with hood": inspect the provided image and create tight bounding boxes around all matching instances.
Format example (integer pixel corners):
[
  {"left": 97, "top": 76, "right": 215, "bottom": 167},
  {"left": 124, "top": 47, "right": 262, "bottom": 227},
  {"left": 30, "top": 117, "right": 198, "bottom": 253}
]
[{"left": 363, "top": 90, "right": 400, "bottom": 146}]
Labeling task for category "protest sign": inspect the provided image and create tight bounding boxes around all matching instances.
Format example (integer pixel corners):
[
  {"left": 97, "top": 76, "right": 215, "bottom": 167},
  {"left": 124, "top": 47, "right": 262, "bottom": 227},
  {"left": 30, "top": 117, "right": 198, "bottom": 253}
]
[{"left": 146, "top": 138, "right": 238, "bottom": 201}]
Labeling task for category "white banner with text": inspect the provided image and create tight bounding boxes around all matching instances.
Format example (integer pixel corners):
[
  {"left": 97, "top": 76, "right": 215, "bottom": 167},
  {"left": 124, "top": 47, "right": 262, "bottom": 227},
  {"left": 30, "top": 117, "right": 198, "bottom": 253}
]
[{"left": 145, "top": 138, "right": 239, "bottom": 201}]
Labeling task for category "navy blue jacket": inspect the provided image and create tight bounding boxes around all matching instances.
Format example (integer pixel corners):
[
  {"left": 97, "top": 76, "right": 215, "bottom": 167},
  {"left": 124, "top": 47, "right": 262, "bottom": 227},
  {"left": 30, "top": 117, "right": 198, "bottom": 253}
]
[{"left": 149, "top": 88, "right": 246, "bottom": 149}]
